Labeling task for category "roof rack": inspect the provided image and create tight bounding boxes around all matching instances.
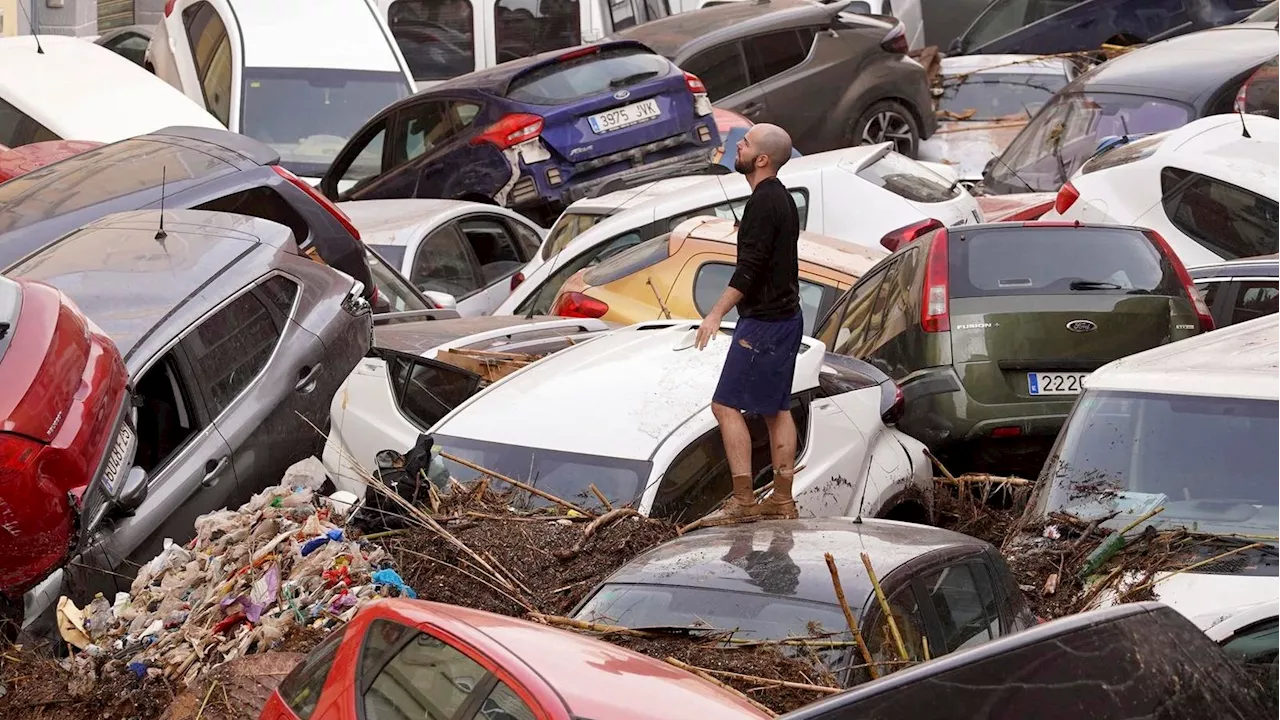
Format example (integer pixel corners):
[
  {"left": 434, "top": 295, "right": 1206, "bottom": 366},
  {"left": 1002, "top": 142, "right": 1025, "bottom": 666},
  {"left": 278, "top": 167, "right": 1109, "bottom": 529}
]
[{"left": 585, "top": 162, "right": 732, "bottom": 200}]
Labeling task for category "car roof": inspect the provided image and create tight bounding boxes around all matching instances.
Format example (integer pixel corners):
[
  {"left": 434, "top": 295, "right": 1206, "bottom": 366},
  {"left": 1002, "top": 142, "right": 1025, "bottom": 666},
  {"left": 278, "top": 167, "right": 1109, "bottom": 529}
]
[
  {"left": 1188, "top": 256, "right": 1280, "bottom": 279},
  {"left": 339, "top": 199, "right": 523, "bottom": 245},
  {"left": 383, "top": 600, "right": 767, "bottom": 719},
  {"left": 434, "top": 322, "right": 827, "bottom": 460},
  {"left": 615, "top": 0, "right": 863, "bottom": 59},
  {"left": 676, "top": 216, "right": 886, "bottom": 278},
  {"left": 230, "top": 0, "right": 402, "bottom": 71},
  {"left": 940, "top": 54, "right": 1074, "bottom": 77},
  {"left": 596, "top": 518, "right": 987, "bottom": 610},
  {"left": 0, "top": 36, "right": 224, "bottom": 142},
  {"left": 1085, "top": 315, "right": 1279, "bottom": 401},
  {"left": 1160, "top": 114, "right": 1280, "bottom": 199},
  {"left": 373, "top": 315, "right": 606, "bottom": 356},
  {"left": 5, "top": 209, "right": 292, "bottom": 362},
  {"left": 1073, "top": 23, "right": 1279, "bottom": 103}
]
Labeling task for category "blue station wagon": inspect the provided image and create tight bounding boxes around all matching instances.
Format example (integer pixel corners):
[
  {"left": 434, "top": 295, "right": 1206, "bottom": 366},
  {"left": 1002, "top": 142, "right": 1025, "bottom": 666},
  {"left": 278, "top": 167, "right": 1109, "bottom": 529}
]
[{"left": 319, "top": 40, "right": 721, "bottom": 226}]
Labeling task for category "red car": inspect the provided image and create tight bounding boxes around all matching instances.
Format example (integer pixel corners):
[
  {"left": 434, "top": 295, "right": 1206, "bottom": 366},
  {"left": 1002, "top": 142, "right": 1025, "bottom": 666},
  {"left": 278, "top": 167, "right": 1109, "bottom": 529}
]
[
  {"left": 0, "top": 140, "right": 104, "bottom": 184},
  {"left": 261, "top": 599, "right": 771, "bottom": 720},
  {"left": 0, "top": 275, "right": 131, "bottom": 627}
]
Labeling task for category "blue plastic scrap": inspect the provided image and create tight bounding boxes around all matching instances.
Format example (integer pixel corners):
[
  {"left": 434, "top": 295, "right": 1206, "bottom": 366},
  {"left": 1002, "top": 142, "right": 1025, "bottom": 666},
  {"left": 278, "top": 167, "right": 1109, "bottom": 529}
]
[
  {"left": 300, "top": 528, "right": 344, "bottom": 556},
  {"left": 371, "top": 568, "right": 417, "bottom": 599}
]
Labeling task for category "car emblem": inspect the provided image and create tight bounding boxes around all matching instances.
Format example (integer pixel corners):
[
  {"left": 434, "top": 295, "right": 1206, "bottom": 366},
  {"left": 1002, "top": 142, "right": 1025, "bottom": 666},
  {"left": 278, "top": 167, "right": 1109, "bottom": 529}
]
[
  {"left": 1066, "top": 319, "right": 1098, "bottom": 333},
  {"left": 613, "top": 89, "right": 630, "bottom": 100}
]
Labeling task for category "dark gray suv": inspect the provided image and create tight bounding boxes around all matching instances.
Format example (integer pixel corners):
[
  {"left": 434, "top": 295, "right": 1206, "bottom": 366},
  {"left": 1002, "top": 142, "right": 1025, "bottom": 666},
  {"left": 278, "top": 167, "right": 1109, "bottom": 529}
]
[{"left": 613, "top": 0, "right": 936, "bottom": 157}]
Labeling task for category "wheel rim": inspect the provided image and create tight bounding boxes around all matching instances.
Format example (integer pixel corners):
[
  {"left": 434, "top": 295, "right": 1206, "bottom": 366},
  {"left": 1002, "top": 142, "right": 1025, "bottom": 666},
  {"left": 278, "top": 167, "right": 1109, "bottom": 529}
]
[{"left": 860, "top": 110, "right": 914, "bottom": 154}]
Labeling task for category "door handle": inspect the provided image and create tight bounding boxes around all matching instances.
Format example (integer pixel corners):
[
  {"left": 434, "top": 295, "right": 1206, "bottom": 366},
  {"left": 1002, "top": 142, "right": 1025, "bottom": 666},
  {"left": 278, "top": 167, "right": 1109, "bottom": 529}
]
[
  {"left": 742, "top": 102, "right": 765, "bottom": 118},
  {"left": 202, "top": 457, "right": 229, "bottom": 488},
  {"left": 295, "top": 363, "right": 323, "bottom": 393}
]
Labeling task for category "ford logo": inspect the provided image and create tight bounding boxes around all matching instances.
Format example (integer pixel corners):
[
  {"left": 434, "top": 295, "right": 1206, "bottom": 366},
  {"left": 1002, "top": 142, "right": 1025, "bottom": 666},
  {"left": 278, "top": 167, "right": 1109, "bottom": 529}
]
[
  {"left": 1066, "top": 319, "right": 1098, "bottom": 333},
  {"left": 613, "top": 89, "right": 630, "bottom": 100}
]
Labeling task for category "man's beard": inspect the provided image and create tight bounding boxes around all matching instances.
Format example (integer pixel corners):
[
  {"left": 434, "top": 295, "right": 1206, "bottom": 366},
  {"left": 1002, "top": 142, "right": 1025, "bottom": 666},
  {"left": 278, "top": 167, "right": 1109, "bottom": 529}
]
[{"left": 734, "top": 152, "right": 753, "bottom": 175}]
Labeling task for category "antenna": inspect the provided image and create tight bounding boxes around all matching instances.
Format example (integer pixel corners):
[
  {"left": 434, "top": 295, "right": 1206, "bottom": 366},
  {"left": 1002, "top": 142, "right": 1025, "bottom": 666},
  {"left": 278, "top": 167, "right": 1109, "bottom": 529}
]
[
  {"left": 155, "top": 166, "right": 168, "bottom": 241},
  {"left": 1238, "top": 110, "right": 1252, "bottom": 139},
  {"left": 1119, "top": 113, "right": 1130, "bottom": 139},
  {"left": 988, "top": 154, "right": 1036, "bottom": 193},
  {"left": 714, "top": 173, "right": 743, "bottom": 227},
  {"left": 17, "top": 5, "right": 44, "bottom": 54}
]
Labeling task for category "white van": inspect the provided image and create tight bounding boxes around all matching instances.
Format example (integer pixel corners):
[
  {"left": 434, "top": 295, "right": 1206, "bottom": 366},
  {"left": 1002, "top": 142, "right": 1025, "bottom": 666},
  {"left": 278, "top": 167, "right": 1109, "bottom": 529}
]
[
  {"left": 375, "top": 0, "right": 671, "bottom": 87},
  {"left": 1031, "top": 315, "right": 1278, "bottom": 633}
]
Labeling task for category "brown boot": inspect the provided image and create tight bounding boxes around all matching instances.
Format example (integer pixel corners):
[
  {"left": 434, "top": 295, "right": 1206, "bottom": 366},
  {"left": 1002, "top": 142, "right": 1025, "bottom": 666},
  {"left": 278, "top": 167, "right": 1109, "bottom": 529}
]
[
  {"left": 698, "top": 473, "right": 761, "bottom": 526},
  {"left": 758, "top": 467, "right": 799, "bottom": 519}
]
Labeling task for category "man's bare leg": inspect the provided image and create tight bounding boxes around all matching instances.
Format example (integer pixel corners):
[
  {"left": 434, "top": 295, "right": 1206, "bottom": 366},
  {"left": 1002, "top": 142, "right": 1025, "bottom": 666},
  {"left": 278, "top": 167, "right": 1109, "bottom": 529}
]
[
  {"left": 759, "top": 409, "right": 799, "bottom": 518},
  {"left": 711, "top": 401, "right": 759, "bottom": 520}
]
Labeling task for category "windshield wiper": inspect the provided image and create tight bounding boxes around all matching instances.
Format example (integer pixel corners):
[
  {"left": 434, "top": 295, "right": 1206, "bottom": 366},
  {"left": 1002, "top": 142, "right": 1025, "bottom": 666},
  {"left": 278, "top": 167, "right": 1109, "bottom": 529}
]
[
  {"left": 1070, "top": 280, "right": 1123, "bottom": 291},
  {"left": 609, "top": 71, "right": 659, "bottom": 88},
  {"left": 1187, "top": 532, "right": 1280, "bottom": 555}
]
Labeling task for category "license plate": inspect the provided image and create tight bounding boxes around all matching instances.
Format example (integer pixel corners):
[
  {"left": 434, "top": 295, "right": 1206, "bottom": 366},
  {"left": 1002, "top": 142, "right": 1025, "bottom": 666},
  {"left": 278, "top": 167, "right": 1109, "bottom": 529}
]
[
  {"left": 588, "top": 99, "right": 661, "bottom": 134},
  {"left": 1028, "top": 372, "right": 1089, "bottom": 396},
  {"left": 102, "top": 422, "right": 136, "bottom": 493}
]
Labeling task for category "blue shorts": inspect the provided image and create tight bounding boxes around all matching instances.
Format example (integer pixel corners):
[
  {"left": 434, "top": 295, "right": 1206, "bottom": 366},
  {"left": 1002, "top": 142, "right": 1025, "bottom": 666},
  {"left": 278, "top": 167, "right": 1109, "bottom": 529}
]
[{"left": 712, "top": 312, "right": 804, "bottom": 415}]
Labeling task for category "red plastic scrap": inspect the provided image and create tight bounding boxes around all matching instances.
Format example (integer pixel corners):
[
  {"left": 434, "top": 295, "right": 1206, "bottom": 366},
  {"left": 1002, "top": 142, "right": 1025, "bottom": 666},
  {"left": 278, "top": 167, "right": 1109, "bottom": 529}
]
[{"left": 213, "top": 613, "right": 247, "bottom": 635}]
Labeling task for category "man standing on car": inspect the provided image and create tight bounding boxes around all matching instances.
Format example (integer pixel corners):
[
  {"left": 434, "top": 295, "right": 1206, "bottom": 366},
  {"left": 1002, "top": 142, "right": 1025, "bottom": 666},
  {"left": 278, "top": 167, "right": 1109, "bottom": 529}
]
[{"left": 694, "top": 123, "right": 801, "bottom": 523}]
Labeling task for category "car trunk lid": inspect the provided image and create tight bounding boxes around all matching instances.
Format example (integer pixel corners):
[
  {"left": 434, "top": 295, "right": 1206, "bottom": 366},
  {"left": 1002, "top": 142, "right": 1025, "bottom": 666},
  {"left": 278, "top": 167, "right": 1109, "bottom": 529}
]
[{"left": 0, "top": 279, "right": 90, "bottom": 444}]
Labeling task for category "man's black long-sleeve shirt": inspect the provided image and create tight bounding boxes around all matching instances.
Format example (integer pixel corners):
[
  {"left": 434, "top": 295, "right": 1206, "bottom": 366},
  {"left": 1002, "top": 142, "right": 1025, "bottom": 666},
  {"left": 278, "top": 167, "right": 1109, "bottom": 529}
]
[{"left": 727, "top": 177, "right": 801, "bottom": 321}]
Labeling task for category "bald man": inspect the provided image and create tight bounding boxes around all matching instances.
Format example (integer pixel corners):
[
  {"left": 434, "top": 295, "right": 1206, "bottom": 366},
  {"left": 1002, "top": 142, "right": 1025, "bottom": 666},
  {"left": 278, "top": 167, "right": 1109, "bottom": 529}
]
[{"left": 694, "top": 123, "right": 801, "bottom": 522}]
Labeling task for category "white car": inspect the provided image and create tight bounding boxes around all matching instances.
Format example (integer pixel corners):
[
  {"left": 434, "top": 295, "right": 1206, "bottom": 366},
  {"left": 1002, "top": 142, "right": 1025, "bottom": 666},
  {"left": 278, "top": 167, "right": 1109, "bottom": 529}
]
[
  {"left": 1040, "top": 113, "right": 1280, "bottom": 267},
  {"left": 329, "top": 320, "right": 935, "bottom": 522},
  {"left": 919, "top": 54, "right": 1083, "bottom": 186},
  {"left": 498, "top": 143, "right": 983, "bottom": 316},
  {"left": 323, "top": 315, "right": 614, "bottom": 488},
  {"left": 341, "top": 199, "right": 548, "bottom": 316},
  {"left": 0, "top": 35, "right": 222, "bottom": 148},
  {"left": 147, "top": 0, "right": 416, "bottom": 183}
]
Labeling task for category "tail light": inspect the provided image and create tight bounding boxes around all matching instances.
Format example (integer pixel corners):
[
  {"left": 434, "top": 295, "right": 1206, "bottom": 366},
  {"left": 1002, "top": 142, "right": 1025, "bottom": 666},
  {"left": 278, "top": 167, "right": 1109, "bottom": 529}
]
[
  {"left": 991, "top": 426, "right": 1022, "bottom": 438},
  {"left": 1054, "top": 181, "right": 1080, "bottom": 215},
  {"left": 551, "top": 291, "right": 608, "bottom": 319},
  {"left": 510, "top": 271, "right": 526, "bottom": 292},
  {"left": 882, "top": 383, "right": 904, "bottom": 424},
  {"left": 880, "top": 24, "right": 908, "bottom": 54},
  {"left": 1143, "top": 230, "right": 1215, "bottom": 332},
  {"left": 164, "top": 0, "right": 176, "bottom": 15},
  {"left": 686, "top": 73, "right": 713, "bottom": 117},
  {"left": 270, "top": 165, "right": 362, "bottom": 242},
  {"left": 0, "top": 433, "right": 41, "bottom": 483},
  {"left": 685, "top": 72, "right": 707, "bottom": 95},
  {"left": 881, "top": 217, "right": 944, "bottom": 252},
  {"left": 557, "top": 46, "right": 600, "bottom": 63},
  {"left": 1234, "top": 61, "right": 1278, "bottom": 115},
  {"left": 472, "top": 114, "right": 544, "bottom": 150},
  {"left": 920, "top": 229, "right": 951, "bottom": 333}
]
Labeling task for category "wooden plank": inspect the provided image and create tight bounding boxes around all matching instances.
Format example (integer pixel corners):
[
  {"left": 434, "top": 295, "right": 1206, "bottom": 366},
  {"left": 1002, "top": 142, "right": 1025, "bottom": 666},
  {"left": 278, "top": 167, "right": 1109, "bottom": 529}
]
[{"left": 435, "top": 348, "right": 534, "bottom": 384}]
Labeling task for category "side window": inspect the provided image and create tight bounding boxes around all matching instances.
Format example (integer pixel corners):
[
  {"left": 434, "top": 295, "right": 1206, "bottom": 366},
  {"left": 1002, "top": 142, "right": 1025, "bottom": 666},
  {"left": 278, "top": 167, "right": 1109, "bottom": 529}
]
[
  {"left": 669, "top": 189, "right": 810, "bottom": 230},
  {"left": 832, "top": 266, "right": 889, "bottom": 356},
  {"left": 388, "top": 354, "right": 481, "bottom": 429},
  {"left": 509, "top": 222, "right": 542, "bottom": 260},
  {"left": 276, "top": 625, "right": 348, "bottom": 720},
  {"left": 477, "top": 681, "right": 536, "bottom": 720},
  {"left": 334, "top": 121, "right": 388, "bottom": 193},
  {"left": 963, "top": 0, "right": 1031, "bottom": 49},
  {"left": 742, "top": 30, "right": 811, "bottom": 85},
  {"left": 183, "top": 278, "right": 297, "bottom": 417},
  {"left": 458, "top": 217, "right": 525, "bottom": 285},
  {"left": 104, "top": 32, "right": 151, "bottom": 66},
  {"left": 921, "top": 562, "right": 1001, "bottom": 653},
  {"left": 1194, "top": 280, "right": 1221, "bottom": 315},
  {"left": 683, "top": 44, "right": 751, "bottom": 103},
  {"left": 1161, "top": 167, "right": 1279, "bottom": 259},
  {"left": 1219, "top": 617, "right": 1279, "bottom": 700},
  {"left": 393, "top": 100, "right": 481, "bottom": 167},
  {"left": 608, "top": 0, "right": 637, "bottom": 30},
  {"left": 133, "top": 353, "right": 201, "bottom": 473},
  {"left": 517, "top": 232, "right": 645, "bottom": 316},
  {"left": 183, "top": 2, "right": 233, "bottom": 125},
  {"left": 412, "top": 224, "right": 485, "bottom": 298},
  {"left": 859, "top": 586, "right": 928, "bottom": 675},
  {"left": 865, "top": 249, "right": 918, "bottom": 351},
  {"left": 362, "top": 628, "right": 490, "bottom": 720},
  {"left": 1231, "top": 280, "right": 1279, "bottom": 325},
  {"left": 692, "top": 262, "right": 830, "bottom": 333},
  {"left": 195, "top": 187, "right": 311, "bottom": 247}
]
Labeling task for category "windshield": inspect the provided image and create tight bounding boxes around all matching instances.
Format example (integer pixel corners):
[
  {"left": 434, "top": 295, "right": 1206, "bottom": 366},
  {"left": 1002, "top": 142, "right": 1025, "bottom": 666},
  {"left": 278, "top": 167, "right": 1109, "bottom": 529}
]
[
  {"left": 1034, "top": 390, "right": 1279, "bottom": 537},
  {"left": 368, "top": 248, "right": 431, "bottom": 314},
  {"left": 984, "top": 92, "right": 1192, "bottom": 194},
  {"left": 0, "top": 276, "right": 19, "bottom": 365},
  {"left": 241, "top": 67, "right": 411, "bottom": 179},
  {"left": 506, "top": 48, "right": 671, "bottom": 105},
  {"left": 938, "top": 72, "right": 1070, "bottom": 121},
  {"left": 434, "top": 434, "right": 651, "bottom": 509}
]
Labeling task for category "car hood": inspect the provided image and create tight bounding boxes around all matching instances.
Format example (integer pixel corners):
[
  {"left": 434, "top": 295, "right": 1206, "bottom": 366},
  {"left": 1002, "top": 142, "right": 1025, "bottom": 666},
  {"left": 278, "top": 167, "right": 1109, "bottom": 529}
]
[{"left": 1129, "top": 572, "right": 1278, "bottom": 630}]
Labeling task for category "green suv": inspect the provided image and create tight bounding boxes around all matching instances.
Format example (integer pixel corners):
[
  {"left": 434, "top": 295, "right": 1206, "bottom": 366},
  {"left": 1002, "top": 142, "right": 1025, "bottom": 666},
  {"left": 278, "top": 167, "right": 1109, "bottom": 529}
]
[{"left": 813, "top": 219, "right": 1213, "bottom": 473}]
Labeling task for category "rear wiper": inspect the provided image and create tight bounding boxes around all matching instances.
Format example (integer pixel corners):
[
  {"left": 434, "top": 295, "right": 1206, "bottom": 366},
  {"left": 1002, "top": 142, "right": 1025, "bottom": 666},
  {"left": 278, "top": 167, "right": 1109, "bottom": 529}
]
[
  {"left": 1070, "top": 280, "right": 1123, "bottom": 291},
  {"left": 609, "top": 71, "right": 660, "bottom": 88}
]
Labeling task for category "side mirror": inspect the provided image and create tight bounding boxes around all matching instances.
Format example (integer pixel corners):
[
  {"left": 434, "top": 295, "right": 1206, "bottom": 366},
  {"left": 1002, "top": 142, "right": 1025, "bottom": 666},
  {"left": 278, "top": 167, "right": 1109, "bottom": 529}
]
[
  {"left": 114, "top": 467, "right": 149, "bottom": 514},
  {"left": 948, "top": 37, "right": 963, "bottom": 55},
  {"left": 423, "top": 291, "right": 458, "bottom": 310},
  {"left": 982, "top": 156, "right": 998, "bottom": 177}
]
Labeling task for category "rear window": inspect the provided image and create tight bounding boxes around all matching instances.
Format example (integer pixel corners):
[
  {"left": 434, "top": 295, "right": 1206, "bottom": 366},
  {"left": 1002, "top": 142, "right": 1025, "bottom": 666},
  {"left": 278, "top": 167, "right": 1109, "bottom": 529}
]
[
  {"left": 857, "top": 152, "right": 961, "bottom": 203},
  {"left": 937, "top": 71, "right": 1070, "bottom": 121},
  {"left": 0, "top": 139, "right": 233, "bottom": 236},
  {"left": 948, "top": 226, "right": 1182, "bottom": 299},
  {"left": 583, "top": 233, "right": 670, "bottom": 286},
  {"left": 1080, "top": 132, "right": 1168, "bottom": 175},
  {"left": 0, "top": 276, "right": 20, "bottom": 365},
  {"left": 505, "top": 47, "right": 671, "bottom": 105}
]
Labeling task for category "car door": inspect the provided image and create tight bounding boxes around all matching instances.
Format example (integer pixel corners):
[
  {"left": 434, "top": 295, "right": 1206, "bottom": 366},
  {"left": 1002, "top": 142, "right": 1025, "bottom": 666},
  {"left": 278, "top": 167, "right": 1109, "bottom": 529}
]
[
  {"left": 681, "top": 42, "right": 761, "bottom": 121},
  {"left": 179, "top": 0, "right": 238, "bottom": 128},
  {"left": 409, "top": 222, "right": 490, "bottom": 315},
  {"left": 741, "top": 29, "right": 820, "bottom": 140},
  {"left": 456, "top": 214, "right": 534, "bottom": 313}
]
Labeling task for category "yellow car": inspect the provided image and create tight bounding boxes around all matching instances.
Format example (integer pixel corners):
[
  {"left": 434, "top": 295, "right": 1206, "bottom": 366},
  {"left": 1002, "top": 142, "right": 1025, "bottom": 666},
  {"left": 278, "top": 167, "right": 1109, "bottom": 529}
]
[{"left": 550, "top": 216, "right": 887, "bottom": 333}]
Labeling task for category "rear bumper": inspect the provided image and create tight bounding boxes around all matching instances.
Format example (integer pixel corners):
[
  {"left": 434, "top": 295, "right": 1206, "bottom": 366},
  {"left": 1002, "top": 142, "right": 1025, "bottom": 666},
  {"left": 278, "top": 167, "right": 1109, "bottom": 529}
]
[{"left": 898, "top": 366, "right": 1074, "bottom": 448}]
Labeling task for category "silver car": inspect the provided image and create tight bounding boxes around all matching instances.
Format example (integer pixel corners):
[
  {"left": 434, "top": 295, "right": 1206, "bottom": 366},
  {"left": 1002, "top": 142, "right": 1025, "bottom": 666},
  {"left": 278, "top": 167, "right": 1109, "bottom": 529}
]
[{"left": 8, "top": 210, "right": 371, "bottom": 630}]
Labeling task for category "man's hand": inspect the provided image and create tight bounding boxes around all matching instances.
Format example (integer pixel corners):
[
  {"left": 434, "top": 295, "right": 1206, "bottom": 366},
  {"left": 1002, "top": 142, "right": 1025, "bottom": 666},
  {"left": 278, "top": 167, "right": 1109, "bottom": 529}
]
[{"left": 695, "top": 313, "right": 723, "bottom": 350}]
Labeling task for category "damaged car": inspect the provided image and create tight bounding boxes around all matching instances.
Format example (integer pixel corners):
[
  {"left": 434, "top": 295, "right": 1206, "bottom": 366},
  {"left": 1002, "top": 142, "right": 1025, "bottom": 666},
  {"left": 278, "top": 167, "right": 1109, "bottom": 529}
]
[
  {"left": 1190, "top": 254, "right": 1278, "bottom": 328},
  {"left": 383, "top": 320, "right": 934, "bottom": 522},
  {"left": 7, "top": 210, "right": 372, "bottom": 633},
  {"left": 318, "top": 39, "right": 721, "bottom": 226}
]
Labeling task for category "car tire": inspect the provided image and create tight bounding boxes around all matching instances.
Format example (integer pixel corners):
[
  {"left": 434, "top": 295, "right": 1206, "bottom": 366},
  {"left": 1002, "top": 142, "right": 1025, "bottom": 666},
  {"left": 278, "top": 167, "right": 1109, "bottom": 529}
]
[{"left": 850, "top": 100, "right": 920, "bottom": 159}]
